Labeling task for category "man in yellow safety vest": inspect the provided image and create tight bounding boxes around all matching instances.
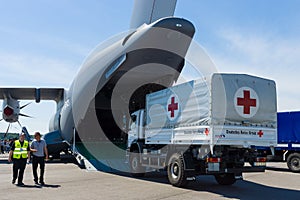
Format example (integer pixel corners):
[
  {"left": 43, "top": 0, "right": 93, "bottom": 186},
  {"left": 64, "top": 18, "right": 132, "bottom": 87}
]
[{"left": 8, "top": 132, "right": 30, "bottom": 186}]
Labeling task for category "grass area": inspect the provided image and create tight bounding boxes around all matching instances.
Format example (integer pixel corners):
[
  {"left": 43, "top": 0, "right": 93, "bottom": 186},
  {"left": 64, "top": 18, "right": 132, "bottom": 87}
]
[{"left": 0, "top": 133, "right": 19, "bottom": 140}]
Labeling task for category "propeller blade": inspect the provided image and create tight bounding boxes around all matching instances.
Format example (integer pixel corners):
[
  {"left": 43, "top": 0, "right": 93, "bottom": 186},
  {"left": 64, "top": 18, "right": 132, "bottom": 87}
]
[
  {"left": 4, "top": 123, "right": 11, "bottom": 138},
  {"left": 0, "top": 119, "right": 3, "bottom": 121},
  {"left": 17, "top": 121, "right": 22, "bottom": 128},
  {"left": 19, "top": 113, "right": 34, "bottom": 118},
  {"left": 20, "top": 102, "right": 32, "bottom": 109}
]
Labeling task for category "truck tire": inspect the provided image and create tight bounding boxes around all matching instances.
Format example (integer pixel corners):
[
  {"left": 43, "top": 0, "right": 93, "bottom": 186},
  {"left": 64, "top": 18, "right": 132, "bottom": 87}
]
[
  {"left": 214, "top": 173, "right": 236, "bottom": 185},
  {"left": 130, "top": 150, "right": 146, "bottom": 177},
  {"left": 167, "top": 153, "right": 188, "bottom": 187},
  {"left": 287, "top": 153, "right": 300, "bottom": 173}
]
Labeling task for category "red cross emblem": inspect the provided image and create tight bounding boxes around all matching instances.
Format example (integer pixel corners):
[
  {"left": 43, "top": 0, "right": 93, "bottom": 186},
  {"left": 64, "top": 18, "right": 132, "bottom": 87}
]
[
  {"left": 205, "top": 128, "right": 209, "bottom": 136},
  {"left": 237, "top": 90, "right": 257, "bottom": 114},
  {"left": 234, "top": 87, "right": 259, "bottom": 118},
  {"left": 168, "top": 96, "right": 178, "bottom": 118},
  {"left": 258, "top": 130, "right": 263, "bottom": 137}
]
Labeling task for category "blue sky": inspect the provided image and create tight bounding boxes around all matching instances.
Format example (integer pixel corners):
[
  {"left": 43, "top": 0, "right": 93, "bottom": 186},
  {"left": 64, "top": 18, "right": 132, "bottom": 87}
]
[{"left": 0, "top": 0, "right": 300, "bottom": 134}]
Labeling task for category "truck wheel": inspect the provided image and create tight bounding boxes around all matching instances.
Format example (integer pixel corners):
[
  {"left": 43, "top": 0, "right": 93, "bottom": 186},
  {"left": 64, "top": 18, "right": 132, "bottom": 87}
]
[
  {"left": 167, "top": 153, "right": 187, "bottom": 187},
  {"left": 287, "top": 153, "right": 300, "bottom": 173},
  {"left": 130, "top": 151, "right": 145, "bottom": 177},
  {"left": 214, "top": 173, "right": 236, "bottom": 185}
]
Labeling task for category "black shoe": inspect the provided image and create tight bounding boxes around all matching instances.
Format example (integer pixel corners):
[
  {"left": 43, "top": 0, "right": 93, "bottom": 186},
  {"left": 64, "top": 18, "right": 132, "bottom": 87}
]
[
  {"left": 40, "top": 182, "right": 45, "bottom": 186},
  {"left": 12, "top": 179, "right": 16, "bottom": 184},
  {"left": 34, "top": 181, "right": 39, "bottom": 185},
  {"left": 17, "top": 182, "right": 25, "bottom": 186}
]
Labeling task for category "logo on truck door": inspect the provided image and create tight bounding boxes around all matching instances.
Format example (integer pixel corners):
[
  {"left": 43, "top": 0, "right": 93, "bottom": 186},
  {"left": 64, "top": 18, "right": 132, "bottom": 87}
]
[
  {"left": 234, "top": 87, "right": 259, "bottom": 118},
  {"left": 167, "top": 95, "right": 180, "bottom": 121}
]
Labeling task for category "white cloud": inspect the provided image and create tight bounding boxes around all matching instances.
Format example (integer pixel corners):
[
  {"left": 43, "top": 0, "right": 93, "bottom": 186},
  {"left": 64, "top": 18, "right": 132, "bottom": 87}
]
[
  {"left": 208, "top": 28, "right": 300, "bottom": 112},
  {"left": 0, "top": 51, "right": 78, "bottom": 133},
  {"left": 215, "top": 28, "right": 300, "bottom": 67},
  {"left": 0, "top": 51, "right": 78, "bottom": 87},
  {"left": 0, "top": 26, "right": 92, "bottom": 58}
]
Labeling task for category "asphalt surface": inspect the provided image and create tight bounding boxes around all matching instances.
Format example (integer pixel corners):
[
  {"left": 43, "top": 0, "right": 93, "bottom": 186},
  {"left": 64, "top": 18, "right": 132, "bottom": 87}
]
[{"left": 0, "top": 154, "right": 299, "bottom": 200}]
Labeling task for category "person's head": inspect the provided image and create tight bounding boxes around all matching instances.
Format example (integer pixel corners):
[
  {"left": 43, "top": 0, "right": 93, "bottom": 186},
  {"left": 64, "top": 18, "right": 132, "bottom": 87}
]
[
  {"left": 34, "top": 132, "right": 41, "bottom": 141},
  {"left": 19, "top": 132, "right": 26, "bottom": 142}
]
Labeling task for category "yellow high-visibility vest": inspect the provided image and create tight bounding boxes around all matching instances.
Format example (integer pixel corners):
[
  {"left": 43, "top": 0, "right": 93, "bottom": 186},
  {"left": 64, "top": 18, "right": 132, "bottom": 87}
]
[{"left": 13, "top": 140, "right": 29, "bottom": 159}]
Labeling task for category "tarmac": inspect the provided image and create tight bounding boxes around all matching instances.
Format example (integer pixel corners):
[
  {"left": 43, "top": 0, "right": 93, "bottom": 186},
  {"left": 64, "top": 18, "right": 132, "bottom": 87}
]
[{"left": 1, "top": 153, "right": 300, "bottom": 200}]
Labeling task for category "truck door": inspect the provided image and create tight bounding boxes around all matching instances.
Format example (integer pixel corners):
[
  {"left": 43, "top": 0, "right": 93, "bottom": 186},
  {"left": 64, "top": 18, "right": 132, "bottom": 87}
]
[
  {"left": 128, "top": 113, "right": 138, "bottom": 148},
  {"left": 137, "top": 109, "right": 145, "bottom": 140}
]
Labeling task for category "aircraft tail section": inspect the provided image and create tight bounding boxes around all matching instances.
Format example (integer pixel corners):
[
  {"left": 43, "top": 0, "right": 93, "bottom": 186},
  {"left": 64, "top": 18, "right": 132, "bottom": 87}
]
[
  {"left": 130, "top": 0, "right": 177, "bottom": 29},
  {"left": 21, "top": 126, "right": 32, "bottom": 141}
]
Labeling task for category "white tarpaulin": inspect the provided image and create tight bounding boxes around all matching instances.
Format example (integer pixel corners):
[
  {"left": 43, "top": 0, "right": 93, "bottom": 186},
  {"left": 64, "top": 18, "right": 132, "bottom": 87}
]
[
  {"left": 211, "top": 73, "right": 277, "bottom": 128},
  {"left": 146, "top": 78, "right": 210, "bottom": 129},
  {"left": 145, "top": 73, "right": 277, "bottom": 147}
]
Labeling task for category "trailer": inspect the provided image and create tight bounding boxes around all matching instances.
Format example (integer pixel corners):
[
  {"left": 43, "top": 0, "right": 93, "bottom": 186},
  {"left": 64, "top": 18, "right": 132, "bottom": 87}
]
[
  {"left": 258, "top": 111, "right": 300, "bottom": 172},
  {"left": 127, "top": 73, "right": 277, "bottom": 187}
]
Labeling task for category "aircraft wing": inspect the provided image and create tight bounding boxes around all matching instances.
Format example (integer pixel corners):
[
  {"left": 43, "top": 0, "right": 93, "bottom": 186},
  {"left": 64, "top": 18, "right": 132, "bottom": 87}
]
[
  {"left": 130, "top": 0, "right": 177, "bottom": 29},
  {"left": 0, "top": 88, "right": 64, "bottom": 103}
]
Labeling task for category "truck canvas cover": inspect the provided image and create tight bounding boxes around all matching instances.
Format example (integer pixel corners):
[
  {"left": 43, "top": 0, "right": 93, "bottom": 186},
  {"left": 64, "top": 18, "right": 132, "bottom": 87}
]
[
  {"left": 146, "top": 79, "right": 210, "bottom": 129},
  {"left": 211, "top": 74, "right": 277, "bottom": 147},
  {"left": 145, "top": 73, "right": 277, "bottom": 148}
]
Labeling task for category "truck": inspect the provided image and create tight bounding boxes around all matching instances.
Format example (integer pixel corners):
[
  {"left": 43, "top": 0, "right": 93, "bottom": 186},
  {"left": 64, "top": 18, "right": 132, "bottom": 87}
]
[
  {"left": 258, "top": 111, "right": 300, "bottom": 172},
  {"left": 127, "top": 73, "right": 277, "bottom": 187}
]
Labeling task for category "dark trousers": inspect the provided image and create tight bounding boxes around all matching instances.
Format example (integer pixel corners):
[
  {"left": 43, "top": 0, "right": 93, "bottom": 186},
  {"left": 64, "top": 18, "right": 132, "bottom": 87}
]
[
  {"left": 13, "top": 159, "right": 27, "bottom": 184},
  {"left": 32, "top": 156, "right": 45, "bottom": 183}
]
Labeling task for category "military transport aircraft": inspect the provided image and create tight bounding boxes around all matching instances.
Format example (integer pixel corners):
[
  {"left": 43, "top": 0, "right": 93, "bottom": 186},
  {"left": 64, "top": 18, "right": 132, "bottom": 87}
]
[{"left": 0, "top": 0, "right": 205, "bottom": 170}]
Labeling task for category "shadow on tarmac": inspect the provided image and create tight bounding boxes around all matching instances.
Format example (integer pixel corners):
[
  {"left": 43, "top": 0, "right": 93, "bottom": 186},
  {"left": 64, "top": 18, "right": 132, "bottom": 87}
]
[
  {"left": 184, "top": 176, "right": 300, "bottom": 200},
  {"left": 15, "top": 184, "right": 61, "bottom": 189},
  {"left": 114, "top": 171, "right": 300, "bottom": 200}
]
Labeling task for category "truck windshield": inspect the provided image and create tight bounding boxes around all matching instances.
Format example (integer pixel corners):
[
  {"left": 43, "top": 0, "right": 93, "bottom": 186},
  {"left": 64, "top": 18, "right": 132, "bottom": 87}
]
[{"left": 130, "top": 115, "right": 137, "bottom": 130}]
